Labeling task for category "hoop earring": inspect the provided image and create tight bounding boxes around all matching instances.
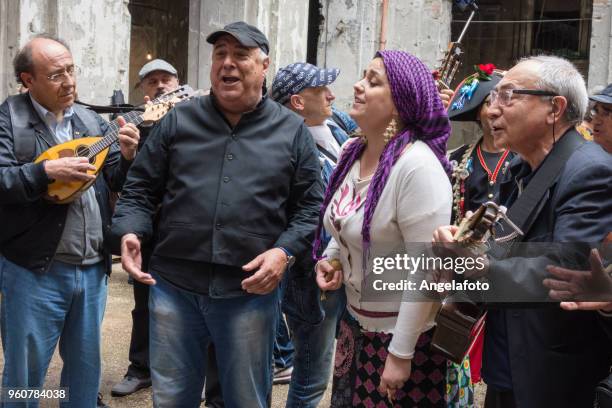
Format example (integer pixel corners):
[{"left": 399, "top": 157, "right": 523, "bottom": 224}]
[{"left": 383, "top": 118, "right": 398, "bottom": 144}]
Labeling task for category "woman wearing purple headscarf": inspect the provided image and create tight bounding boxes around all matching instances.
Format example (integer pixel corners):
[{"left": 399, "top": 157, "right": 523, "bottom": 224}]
[{"left": 314, "top": 51, "right": 452, "bottom": 406}]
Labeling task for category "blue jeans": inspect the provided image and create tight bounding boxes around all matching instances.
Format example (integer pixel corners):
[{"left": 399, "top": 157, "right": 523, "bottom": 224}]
[
  {"left": 148, "top": 272, "right": 278, "bottom": 408},
  {"left": 274, "top": 277, "right": 294, "bottom": 369},
  {"left": 0, "top": 257, "right": 107, "bottom": 408},
  {"left": 285, "top": 288, "right": 346, "bottom": 408}
]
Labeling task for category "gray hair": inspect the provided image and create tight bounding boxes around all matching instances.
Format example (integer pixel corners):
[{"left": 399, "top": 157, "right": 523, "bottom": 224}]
[
  {"left": 518, "top": 55, "right": 587, "bottom": 126},
  {"left": 258, "top": 48, "right": 268, "bottom": 63}
]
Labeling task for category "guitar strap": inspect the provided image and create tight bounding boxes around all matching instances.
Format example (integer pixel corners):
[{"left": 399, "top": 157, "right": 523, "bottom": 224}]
[
  {"left": 495, "top": 130, "right": 585, "bottom": 242},
  {"left": 72, "top": 104, "right": 103, "bottom": 137}
]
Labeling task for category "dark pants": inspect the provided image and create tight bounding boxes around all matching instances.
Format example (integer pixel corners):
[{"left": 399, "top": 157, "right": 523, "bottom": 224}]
[
  {"left": 484, "top": 388, "right": 516, "bottom": 408},
  {"left": 126, "top": 280, "right": 150, "bottom": 378}
]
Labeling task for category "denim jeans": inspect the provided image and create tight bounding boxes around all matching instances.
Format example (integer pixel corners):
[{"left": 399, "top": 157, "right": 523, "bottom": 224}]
[
  {"left": 149, "top": 271, "right": 278, "bottom": 408},
  {"left": 0, "top": 257, "right": 107, "bottom": 408},
  {"left": 285, "top": 288, "right": 346, "bottom": 408},
  {"left": 274, "top": 277, "right": 294, "bottom": 369}
]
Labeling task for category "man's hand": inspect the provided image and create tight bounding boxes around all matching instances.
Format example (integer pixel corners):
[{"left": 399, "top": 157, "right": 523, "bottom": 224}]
[
  {"left": 559, "top": 301, "right": 612, "bottom": 312},
  {"left": 544, "top": 248, "right": 612, "bottom": 307},
  {"left": 117, "top": 116, "right": 140, "bottom": 161},
  {"left": 121, "top": 233, "right": 156, "bottom": 285},
  {"left": 241, "top": 248, "right": 287, "bottom": 294},
  {"left": 431, "top": 222, "right": 489, "bottom": 279},
  {"left": 432, "top": 224, "right": 459, "bottom": 244},
  {"left": 315, "top": 259, "right": 343, "bottom": 291},
  {"left": 43, "top": 157, "right": 96, "bottom": 182},
  {"left": 439, "top": 89, "right": 455, "bottom": 110},
  {"left": 378, "top": 354, "right": 412, "bottom": 403}
]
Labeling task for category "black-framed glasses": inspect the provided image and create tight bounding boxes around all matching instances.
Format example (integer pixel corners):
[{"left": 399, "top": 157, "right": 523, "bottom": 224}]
[
  {"left": 46, "top": 65, "right": 80, "bottom": 83},
  {"left": 590, "top": 105, "right": 612, "bottom": 119},
  {"left": 489, "top": 89, "right": 558, "bottom": 107}
]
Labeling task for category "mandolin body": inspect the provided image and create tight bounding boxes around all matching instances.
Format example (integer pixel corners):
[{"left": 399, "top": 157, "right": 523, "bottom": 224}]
[{"left": 34, "top": 137, "right": 110, "bottom": 204}]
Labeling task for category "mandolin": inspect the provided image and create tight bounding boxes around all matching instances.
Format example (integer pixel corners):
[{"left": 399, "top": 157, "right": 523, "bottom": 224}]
[
  {"left": 431, "top": 201, "right": 522, "bottom": 363},
  {"left": 434, "top": 1, "right": 478, "bottom": 89},
  {"left": 35, "top": 86, "right": 199, "bottom": 204}
]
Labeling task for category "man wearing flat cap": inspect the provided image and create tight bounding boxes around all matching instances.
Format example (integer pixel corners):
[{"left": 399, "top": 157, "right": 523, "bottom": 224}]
[
  {"left": 270, "top": 61, "right": 356, "bottom": 406},
  {"left": 111, "top": 21, "right": 323, "bottom": 407},
  {"left": 138, "top": 58, "right": 179, "bottom": 101},
  {"left": 111, "top": 58, "right": 181, "bottom": 398}
]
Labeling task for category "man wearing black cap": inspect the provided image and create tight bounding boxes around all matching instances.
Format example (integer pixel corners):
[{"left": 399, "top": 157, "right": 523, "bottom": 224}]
[
  {"left": 111, "top": 58, "right": 181, "bottom": 398},
  {"left": 111, "top": 21, "right": 323, "bottom": 407},
  {"left": 270, "top": 62, "right": 356, "bottom": 406},
  {"left": 589, "top": 84, "right": 612, "bottom": 153}
]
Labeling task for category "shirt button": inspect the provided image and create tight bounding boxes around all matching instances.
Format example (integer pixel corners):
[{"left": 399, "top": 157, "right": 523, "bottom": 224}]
[
  {"left": 215, "top": 223, "right": 222, "bottom": 230},
  {"left": 223, "top": 176, "right": 230, "bottom": 183},
  {"left": 45, "top": 256, "right": 50, "bottom": 261},
  {"left": 58, "top": 223, "right": 63, "bottom": 228},
  {"left": 231, "top": 133, "right": 237, "bottom": 140},
  {"left": 227, "top": 153, "right": 234, "bottom": 161}
]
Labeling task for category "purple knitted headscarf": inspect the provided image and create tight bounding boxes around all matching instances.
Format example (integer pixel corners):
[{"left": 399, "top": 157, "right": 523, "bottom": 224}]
[{"left": 312, "top": 50, "right": 451, "bottom": 261}]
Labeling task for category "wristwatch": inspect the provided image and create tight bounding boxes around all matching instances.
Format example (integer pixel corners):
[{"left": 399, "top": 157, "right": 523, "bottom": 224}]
[{"left": 278, "top": 247, "right": 296, "bottom": 269}]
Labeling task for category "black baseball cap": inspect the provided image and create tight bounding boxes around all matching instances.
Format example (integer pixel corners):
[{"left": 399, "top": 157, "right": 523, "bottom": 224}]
[
  {"left": 206, "top": 21, "right": 270, "bottom": 55},
  {"left": 589, "top": 84, "right": 612, "bottom": 104}
]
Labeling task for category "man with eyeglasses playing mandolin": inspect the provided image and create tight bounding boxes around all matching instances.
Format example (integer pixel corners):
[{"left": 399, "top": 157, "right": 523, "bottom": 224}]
[
  {"left": 0, "top": 34, "right": 139, "bottom": 407},
  {"left": 433, "top": 55, "right": 612, "bottom": 408}
]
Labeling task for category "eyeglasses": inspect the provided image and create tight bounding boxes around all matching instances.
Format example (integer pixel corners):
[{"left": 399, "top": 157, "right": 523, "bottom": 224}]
[
  {"left": 46, "top": 65, "right": 80, "bottom": 83},
  {"left": 489, "top": 89, "right": 558, "bottom": 107},
  {"left": 590, "top": 105, "right": 612, "bottom": 119}
]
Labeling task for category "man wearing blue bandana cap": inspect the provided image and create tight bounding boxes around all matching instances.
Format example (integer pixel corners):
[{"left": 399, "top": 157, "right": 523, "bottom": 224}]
[{"left": 271, "top": 62, "right": 356, "bottom": 407}]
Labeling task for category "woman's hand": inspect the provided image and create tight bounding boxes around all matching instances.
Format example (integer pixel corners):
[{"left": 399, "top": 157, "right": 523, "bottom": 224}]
[
  {"left": 316, "top": 259, "right": 343, "bottom": 291},
  {"left": 378, "top": 353, "right": 412, "bottom": 402}
]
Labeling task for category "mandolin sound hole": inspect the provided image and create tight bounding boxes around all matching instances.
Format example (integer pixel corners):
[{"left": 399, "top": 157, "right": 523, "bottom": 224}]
[{"left": 75, "top": 145, "right": 96, "bottom": 165}]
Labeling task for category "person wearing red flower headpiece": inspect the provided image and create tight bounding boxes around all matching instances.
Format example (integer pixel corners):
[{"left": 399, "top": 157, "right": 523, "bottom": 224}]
[{"left": 443, "top": 65, "right": 515, "bottom": 408}]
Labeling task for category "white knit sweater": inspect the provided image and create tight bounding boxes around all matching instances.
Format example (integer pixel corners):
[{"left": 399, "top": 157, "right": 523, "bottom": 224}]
[{"left": 322, "top": 140, "right": 452, "bottom": 358}]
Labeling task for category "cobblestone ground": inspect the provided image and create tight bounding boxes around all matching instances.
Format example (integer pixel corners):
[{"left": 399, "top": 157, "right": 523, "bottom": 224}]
[{"left": 0, "top": 264, "right": 485, "bottom": 407}]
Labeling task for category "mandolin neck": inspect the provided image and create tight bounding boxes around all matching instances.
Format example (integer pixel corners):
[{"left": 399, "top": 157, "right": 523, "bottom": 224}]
[{"left": 87, "top": 110, "right": 144, "bottom": 158}]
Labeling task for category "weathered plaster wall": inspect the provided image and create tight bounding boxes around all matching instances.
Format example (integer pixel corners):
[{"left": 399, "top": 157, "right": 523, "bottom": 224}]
[
  {"left": 318, "top": 0, "right": 452, "bottom": 111},
  {"left": 187, "top": 0, "right": 309, "bottom": 90},
  {"left": 0, "top": 0, "right": 130, "bottom": 104},
  {"left": 589, "top": 0, "right": 612, "bottom": 92},
  {"left": 0, "top": 0, "right": 20, "bottom": 98}
]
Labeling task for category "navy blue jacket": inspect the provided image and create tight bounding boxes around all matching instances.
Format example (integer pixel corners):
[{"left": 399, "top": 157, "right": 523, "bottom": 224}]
[{"left": 483, "top": 130, "right": 612, "bottom": 408}]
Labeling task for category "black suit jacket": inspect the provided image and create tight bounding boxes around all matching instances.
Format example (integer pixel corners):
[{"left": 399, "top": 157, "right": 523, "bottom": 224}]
[{"left": 483, "top": 130, "right": 612, "bottom": 408}]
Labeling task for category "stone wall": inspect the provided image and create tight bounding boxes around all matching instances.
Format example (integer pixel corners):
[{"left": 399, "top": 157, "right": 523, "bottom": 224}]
[
  {"left": 589, "top": 0, "right": 612, "bottom": 92},
  {"left": 0, "top": 0, "right": 131, "bottom": 104},
  {"left": 317, "top": 0, "right": 452, "bottom": 111},
  {"left": 187, "top": 0, "right": 310, "bottom": 90}
]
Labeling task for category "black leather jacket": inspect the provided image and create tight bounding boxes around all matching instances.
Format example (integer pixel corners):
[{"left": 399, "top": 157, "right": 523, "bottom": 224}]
[{"left": 0, "top": 93, "right": 132, "bottom": 273}]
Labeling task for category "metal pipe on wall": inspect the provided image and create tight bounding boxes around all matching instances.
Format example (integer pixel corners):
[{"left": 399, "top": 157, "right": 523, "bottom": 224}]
[{"left": 379, "top": 0, "right": 389, "bottom": 50}]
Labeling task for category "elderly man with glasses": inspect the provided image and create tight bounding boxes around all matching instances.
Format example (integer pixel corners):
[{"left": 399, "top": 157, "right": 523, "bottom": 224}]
[
  {"left": 0, "top": 34, "right": 140, "bottom": 407},
  {"left": 434, "top": 55, "right": 612, "bottom": 408}
]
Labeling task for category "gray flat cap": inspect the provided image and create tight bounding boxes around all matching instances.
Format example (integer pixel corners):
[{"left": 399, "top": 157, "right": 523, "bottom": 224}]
[{"left": 138, "top": 59, "right": 178, "bottom": 81}]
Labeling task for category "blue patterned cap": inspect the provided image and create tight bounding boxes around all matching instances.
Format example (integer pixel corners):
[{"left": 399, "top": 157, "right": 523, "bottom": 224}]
[{"left": 271, "top": 62, "right": 339, "bottom": 105}]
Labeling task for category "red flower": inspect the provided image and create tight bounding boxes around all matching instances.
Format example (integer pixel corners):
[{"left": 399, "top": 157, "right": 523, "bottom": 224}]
[{"left": 477, "top": 63, "right": 496, "bottom": 75}]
